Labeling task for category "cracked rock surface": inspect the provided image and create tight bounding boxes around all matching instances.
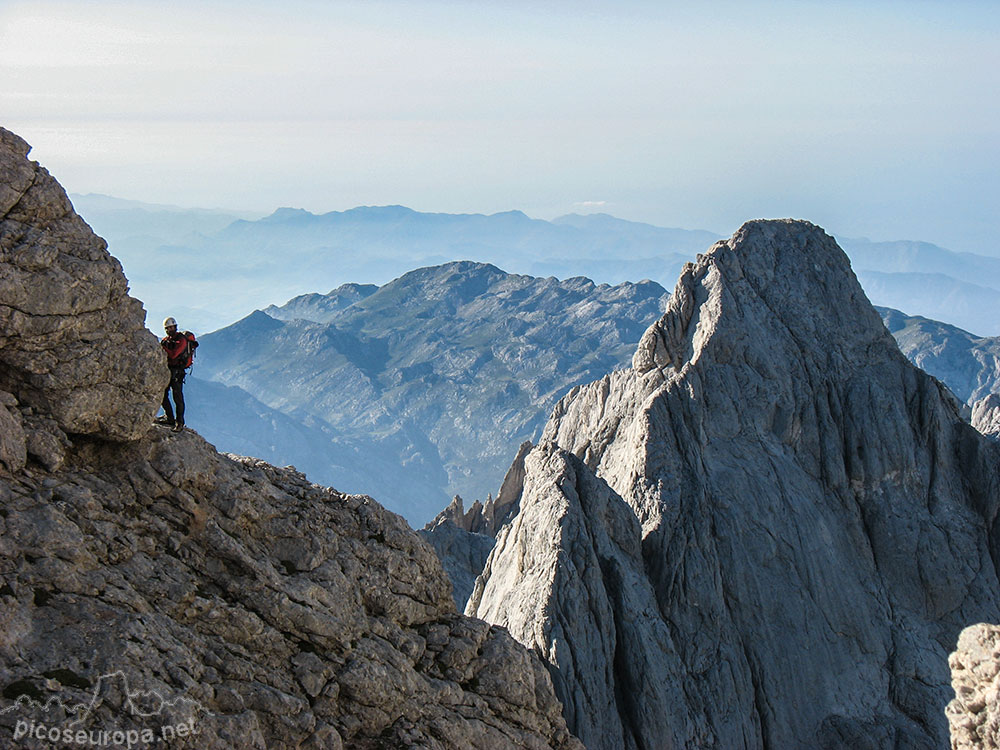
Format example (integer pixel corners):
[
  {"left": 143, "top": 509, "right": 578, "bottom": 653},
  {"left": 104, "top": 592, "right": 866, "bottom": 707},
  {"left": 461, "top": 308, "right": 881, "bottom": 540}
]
[
  {"left": 0, "top": 126, "right": 581, "bottom": 750},
  {"left": 470, "top": 220, "right": 1000, "bottom": 749},
  {"left": 0, "top": 435, "right": 580, "bottom": 749},
  {"left": 0, "top": 127, "right": 165, "bottom": 441}
]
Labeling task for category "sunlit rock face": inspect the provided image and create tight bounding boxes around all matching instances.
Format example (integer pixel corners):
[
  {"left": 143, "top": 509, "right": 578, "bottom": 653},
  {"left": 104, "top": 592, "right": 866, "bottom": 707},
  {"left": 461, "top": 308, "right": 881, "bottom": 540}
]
[
  {"left": 0, "top": 127, "right": 165, "bottom": 443},
  {"left": 948, "top": 623, "right": 1000, "bottom": 750},
  {"left": 470, "top": 220, "right": 1000, "bottom": 749}
]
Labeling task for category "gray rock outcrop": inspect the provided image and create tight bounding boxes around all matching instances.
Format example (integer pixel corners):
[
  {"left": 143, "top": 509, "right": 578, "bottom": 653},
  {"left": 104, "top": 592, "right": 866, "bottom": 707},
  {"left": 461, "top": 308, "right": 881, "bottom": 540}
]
[
  {"left": 469, "top": 220, "right": 1000, "bottom": 749},
  {"left": 0, "top": 127, "right": 165, "bottom": 442},
  {"left": 0, "top": 127, "right": 582, "bottom": 750},
  {"left": 947, "top": 623, "right": 1000, "bottom": 749},
  {"left": 972, "top": 393, "right": 1000, "bottom": 441},
  {"left": 468, "top": 443, "right": 694, "bottom": 749},
  {"left": 421, "top": 442, "right": 532, "bottom": 609},
  {"left": 1, "top": 433, "right": 581, "bottom": 749}
]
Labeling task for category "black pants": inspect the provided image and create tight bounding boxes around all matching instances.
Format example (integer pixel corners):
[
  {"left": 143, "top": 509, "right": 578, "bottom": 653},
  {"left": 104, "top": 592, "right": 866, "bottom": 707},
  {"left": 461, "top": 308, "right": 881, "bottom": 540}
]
[{"left": 162, "top": 367, "right": 186, "bottom": 424}]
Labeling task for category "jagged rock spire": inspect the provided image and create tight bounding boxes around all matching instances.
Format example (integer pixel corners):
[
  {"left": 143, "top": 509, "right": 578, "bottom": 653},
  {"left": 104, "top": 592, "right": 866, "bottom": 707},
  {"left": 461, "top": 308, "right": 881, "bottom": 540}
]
[{"left": 470, "top": 219, "right": 1000, "bottom": 749}]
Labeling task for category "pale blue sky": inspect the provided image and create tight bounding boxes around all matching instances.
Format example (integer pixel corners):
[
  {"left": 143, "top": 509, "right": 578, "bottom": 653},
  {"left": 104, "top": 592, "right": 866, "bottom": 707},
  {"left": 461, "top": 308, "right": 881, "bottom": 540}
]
[{"left": 1, "top": 0, "right": 997, "bottom": 253}]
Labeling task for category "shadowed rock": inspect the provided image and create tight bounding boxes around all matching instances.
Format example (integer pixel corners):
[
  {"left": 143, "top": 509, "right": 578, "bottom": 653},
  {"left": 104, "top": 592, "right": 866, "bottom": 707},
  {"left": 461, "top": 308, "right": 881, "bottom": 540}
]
[{"left": 421, "top": 441, "right": 533, "bottom": 608}]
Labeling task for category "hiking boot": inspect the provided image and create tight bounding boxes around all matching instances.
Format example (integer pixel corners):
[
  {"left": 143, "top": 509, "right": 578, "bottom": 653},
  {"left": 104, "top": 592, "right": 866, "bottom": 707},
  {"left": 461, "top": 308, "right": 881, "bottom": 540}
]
[
  {"left": 171, "top": 422, "right": 184, "bottom": 433},
  {"left": 154, "top": 416, "right": 175, "bottom": 426}
]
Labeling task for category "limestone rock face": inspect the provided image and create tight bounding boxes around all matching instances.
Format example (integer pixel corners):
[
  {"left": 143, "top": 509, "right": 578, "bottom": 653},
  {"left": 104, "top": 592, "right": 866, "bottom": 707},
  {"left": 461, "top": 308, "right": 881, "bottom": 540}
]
[
  {"left": 468, "top": 443, "right": 696, "bottom": 750},
  {"left": 0, "top": 126, "right": 582, "bottom": 750},
  {"left": 973, "top": 393, "right": 1000, "bottom": 440},
  {"left": 470, "top": 220, "right": 1000, "bottom": 749},
  {"left": 0, "top": 432, "right": 581, "bottom": 749},
  {"left": 948, "top": 623, "right": 1000, "bottom": 750},
  {"left": 0, "top": 127, "right": 165, "bottom": 441}
]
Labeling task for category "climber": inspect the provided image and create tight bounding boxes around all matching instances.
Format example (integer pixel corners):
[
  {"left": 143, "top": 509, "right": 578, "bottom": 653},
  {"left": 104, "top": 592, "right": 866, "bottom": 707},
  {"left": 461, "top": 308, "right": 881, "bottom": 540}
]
[{"left": 155, "top": 317, "right": 198, "bottom": 432}]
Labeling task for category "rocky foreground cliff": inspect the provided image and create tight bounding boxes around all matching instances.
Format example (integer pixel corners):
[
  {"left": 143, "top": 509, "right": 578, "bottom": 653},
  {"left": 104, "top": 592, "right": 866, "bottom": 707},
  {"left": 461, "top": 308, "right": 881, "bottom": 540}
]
[
  {"left": 0, "top": 127, "right": 581, "bottom": 748},
  {"left": 468, "top": 220, "right": 1000, "bottom": 749}
]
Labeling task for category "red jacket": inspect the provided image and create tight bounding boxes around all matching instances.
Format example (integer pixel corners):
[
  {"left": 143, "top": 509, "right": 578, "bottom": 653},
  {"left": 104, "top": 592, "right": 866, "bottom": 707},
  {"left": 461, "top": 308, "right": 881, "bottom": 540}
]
[{"left": 161, "top": 332, "right": 190, "bottom": 368}]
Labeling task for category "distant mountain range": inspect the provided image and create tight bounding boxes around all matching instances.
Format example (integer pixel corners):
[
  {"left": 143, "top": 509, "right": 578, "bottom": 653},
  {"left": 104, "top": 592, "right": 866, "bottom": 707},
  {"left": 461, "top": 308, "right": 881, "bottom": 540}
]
[
  {"left": 877, "top": 307, "right": 1000, "bottom": 404},
  {"left": 70, "top": 194, "right": 1000, "bottom": 336},
  {"left": 194, "top": 262, "right": 670, "bottom": 522}
]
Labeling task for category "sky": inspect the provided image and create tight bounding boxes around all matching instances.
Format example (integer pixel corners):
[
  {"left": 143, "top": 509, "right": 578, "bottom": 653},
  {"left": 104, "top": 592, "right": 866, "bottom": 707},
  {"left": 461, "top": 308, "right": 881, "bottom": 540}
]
[{"left": 1, "top": 0, "right": 998, "bottom": 254}]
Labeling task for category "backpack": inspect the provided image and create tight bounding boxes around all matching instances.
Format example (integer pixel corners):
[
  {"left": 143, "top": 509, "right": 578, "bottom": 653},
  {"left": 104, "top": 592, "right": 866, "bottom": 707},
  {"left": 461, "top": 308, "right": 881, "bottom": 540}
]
[{"left": 182, "top": 331, "right": 199, "bottom": 369}]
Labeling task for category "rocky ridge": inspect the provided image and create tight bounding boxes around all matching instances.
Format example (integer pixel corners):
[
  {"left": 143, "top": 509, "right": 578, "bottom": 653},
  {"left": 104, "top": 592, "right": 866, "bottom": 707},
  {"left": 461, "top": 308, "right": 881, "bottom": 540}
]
[
  {"left": 198, "top": 263, "right": 671, "bottom": 522},
  {"left": 199, "top": 277, "right": 1000, "bottom": 528},
  {"left": 0, "top": 127, "right": 581, "bottom": 749},
  {"left": 420, "top": 442, "right": 532, "bottom": 609},
  {"left": 468, "top": 220, "right": 1000, "bottom": 749}
]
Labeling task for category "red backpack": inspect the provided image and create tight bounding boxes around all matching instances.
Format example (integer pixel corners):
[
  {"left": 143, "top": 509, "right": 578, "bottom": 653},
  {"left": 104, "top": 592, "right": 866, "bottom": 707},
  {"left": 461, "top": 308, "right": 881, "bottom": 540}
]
[{"left": 181, "top": 331, "right": 199, "bottom": 368}]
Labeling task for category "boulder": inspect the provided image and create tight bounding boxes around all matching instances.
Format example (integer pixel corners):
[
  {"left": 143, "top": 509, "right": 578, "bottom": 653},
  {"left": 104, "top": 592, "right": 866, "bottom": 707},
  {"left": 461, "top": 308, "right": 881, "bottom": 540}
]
[{"left": 0, "top": 127, "right": 165, "bottom": 441}]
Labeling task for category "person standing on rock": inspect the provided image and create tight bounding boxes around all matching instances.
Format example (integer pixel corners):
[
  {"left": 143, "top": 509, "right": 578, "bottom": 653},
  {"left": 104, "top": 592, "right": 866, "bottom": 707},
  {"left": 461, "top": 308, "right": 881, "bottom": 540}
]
[{"left": 155, "top": 317, "right": 197, "bottom": 432}]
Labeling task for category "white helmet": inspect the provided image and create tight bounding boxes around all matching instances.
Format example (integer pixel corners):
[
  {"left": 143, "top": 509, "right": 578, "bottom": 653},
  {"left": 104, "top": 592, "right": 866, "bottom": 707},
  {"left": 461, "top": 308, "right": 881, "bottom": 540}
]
[{"left": 163, "top": 317, "right": 177, "bottom": 329}]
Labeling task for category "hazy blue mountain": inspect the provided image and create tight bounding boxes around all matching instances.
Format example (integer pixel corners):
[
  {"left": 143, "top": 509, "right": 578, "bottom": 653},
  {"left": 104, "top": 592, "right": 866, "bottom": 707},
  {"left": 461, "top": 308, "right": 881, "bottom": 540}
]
[
  {"left": 840, "top": 237, "right": 1000, "bottom": 290},
  {"left": 68, "top": 194, "right": 1000, "bottom": 336},
  {"left": 179, "top": 376, "right": 448, "bottom": 506},
  {"left": 69, "top": 193, "right": 263, "bottom": 333},
  {"left": 195, "top": 261, "right": 670, "bottom": 522},
  {"left": 67, "top": 197, "right": 721, "bottom": 333},
  {"left": 262, "top": 283, "right": 379, "bottom": 324},
  {"left": 861, "top": 271, "right": 1000, "bottom": 337},
  {"left": 69, "top": 193, "right": 259, "bottom": 244},
  {"left": 877, "top": 307, "right": 1000, "bottom": 404},
  {"left": 552, "top": 212, "right": 720, "bottom": 251}
]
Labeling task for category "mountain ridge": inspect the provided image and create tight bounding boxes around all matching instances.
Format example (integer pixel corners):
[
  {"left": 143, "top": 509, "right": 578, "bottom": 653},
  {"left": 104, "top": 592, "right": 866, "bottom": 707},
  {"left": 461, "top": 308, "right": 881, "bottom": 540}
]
[
  {"left": 198, "top": 261, "right": 671, "bottom": 521},
  {"left": 70, "top": 193, "right": 1000, "bottom": 335}
]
